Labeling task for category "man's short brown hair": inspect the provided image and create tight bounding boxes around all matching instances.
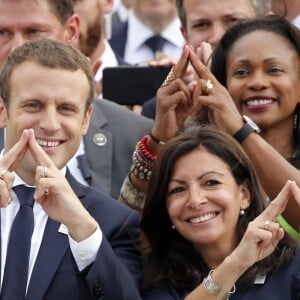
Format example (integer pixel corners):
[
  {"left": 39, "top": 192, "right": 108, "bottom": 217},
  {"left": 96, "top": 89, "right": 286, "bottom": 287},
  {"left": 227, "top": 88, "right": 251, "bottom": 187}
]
[{"left": 0, "top": 39, "right": 95, "bottom": 112}]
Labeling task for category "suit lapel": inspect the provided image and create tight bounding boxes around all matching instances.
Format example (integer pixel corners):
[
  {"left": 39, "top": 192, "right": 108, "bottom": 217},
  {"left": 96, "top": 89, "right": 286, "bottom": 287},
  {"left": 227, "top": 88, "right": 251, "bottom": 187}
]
[
  {"left": 83, "top": 101, "right": 113, "bottom": 196},
  {"left": 109, "top": 21, "right": 128, "bottom": 58},
  {"left": 26, "top": 171, "right": 86, "bottom": 300},
  {"left": 26, "top": 218, "right": 68, "bottom": 300}
]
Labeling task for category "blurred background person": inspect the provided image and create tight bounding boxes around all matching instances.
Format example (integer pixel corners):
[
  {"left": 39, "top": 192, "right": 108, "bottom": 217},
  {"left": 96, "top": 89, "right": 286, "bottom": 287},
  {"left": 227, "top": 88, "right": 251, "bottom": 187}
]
[
  {"left": 109, "top": 0, "right": 184, "bottom": 64},
  {"left": 111, "top": 0, "right": 131, "bottom": 28},
  {"left": 74, "top": 0, "right": 126, "bottom": 95},
  {"left": 272, "top": 0, "right": 300, "bottom": 28}
]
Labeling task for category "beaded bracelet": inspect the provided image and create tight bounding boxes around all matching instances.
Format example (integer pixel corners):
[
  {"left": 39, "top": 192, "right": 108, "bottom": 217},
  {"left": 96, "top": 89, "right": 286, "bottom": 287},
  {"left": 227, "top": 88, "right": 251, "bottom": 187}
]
[{"left": 130, "top": 135, "right": 157, "bottom": 181}]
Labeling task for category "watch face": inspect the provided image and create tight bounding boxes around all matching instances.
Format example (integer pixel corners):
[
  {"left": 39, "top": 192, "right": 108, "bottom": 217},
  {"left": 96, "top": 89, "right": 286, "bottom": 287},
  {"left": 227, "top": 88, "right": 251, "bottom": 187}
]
[{"left": 243, "top": 115, "right": 261, "bottom": 133}]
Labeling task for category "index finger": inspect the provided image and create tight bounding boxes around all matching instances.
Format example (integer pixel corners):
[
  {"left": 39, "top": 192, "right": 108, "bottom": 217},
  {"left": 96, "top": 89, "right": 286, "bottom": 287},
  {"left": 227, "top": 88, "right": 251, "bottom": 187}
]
[
  {"left": 189, "top": 46, "right": 217, "bottom": 83},
  {"left": 1, "top": 129, "right": 29, "bottom": 171},
  {"left": 172, "top": 44, "right": 191, "bottom": 79},
  {"left": 256, "top": 180, "right": 292, "bottom": 222},
  {"left": 27, "top": 129, "right": 55, "bottom": 169}
]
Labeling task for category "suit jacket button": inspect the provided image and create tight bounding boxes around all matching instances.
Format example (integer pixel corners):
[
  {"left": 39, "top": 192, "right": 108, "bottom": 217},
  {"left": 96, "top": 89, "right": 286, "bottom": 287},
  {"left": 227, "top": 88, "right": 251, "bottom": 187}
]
[{"left": 93, "top": 283, "right": 104, "bottom": 299}]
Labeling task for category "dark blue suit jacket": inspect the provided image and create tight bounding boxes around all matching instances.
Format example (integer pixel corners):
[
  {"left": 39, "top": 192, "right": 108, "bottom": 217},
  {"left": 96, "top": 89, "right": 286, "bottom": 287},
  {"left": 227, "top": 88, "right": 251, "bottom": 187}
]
[
  {"left": 1, "top": 170, "right": 142, "bottom": 300},
  {"left": 142, "top": 247, "right": 300, "bottom": 300},
  {"left": 109, "top": 22, "right": 128, "bottom": 60}
]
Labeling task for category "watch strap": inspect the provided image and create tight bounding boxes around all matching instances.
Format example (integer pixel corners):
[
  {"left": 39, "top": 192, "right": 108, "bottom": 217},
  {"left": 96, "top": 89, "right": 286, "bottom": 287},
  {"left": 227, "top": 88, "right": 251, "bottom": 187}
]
[{"left": 233, "top": 122, "right": 255, "bottom": 143}]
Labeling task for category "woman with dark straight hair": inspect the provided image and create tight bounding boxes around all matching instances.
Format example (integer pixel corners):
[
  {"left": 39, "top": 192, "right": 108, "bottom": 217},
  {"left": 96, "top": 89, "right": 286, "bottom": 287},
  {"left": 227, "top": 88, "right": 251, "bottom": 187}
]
[{"left": 142, "top": 125, "right": 300, "bottom": 299}]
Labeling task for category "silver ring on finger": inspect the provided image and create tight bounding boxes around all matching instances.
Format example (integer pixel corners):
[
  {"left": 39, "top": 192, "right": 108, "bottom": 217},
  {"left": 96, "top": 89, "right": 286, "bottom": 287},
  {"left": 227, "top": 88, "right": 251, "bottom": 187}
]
[
  {"left": 263, "top": 220, "right": 271, "bottom": 230},
  {"left": 43, "top": 166, "right": 48, "bottom": 178}
]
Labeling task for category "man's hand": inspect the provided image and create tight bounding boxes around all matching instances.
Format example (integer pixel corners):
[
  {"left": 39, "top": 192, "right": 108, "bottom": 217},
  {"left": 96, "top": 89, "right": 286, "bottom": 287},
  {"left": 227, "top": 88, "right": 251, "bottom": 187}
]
[{"left": 0, "top": 129, "right": 30, "bottom": 207}]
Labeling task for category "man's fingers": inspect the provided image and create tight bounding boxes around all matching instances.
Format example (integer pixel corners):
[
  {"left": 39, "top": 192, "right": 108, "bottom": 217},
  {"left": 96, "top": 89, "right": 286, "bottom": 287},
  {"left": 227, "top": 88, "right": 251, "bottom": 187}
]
[
  {"left": 257, "top": 180, "right": 292, "bottom": 222},
  {"left": 27, "top": 129, "right": 53, "bottom": 168},
  {"left": 1, "top": 129, "right": 29, "bottom": 171}
]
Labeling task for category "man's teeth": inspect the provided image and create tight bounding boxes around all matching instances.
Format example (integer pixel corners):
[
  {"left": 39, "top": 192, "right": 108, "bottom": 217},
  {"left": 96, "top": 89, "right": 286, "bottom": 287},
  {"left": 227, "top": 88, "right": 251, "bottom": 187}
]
[
  {"left": 189, "top": 213, "right": 217, "bottom": 223},
  {"left": 246, "top": 99, "right": 273, "bottom": 106},
  {"left": 36, "top": 139, "right": 60, "bottom": 147}
]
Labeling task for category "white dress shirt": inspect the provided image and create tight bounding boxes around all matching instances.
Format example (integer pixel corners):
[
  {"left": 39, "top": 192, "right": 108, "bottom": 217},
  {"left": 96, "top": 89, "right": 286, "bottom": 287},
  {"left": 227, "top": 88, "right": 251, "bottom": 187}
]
[
  {"left": 95, "top": 40, "right": 119, "bottom": 82},
  {"left": 115, "top": 1, "right": 129, "bottom": 23},
  {"left": 124, "top": 10, "right": 184, "bottom": 64},
  {"left": 293, "top": 15, "right": 300, "bottom": 29},
  {"left": 67, "top": 140, "right": 87, "bottom": 185},
  {"left": 0, "top": 168, "right": 102, "bottom": 292}
]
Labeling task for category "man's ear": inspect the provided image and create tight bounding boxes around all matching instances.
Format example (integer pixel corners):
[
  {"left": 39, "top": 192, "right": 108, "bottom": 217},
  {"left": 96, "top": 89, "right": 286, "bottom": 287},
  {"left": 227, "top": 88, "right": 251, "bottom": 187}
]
[
  {"left": 82, "top": 105, "right": 93, "bottom": 135},
  {"left": 65, "top": 14, "right": 80, "bottom": 45},
  {"left": 0, "top": 99, "right": 8, "bottom": 128}
]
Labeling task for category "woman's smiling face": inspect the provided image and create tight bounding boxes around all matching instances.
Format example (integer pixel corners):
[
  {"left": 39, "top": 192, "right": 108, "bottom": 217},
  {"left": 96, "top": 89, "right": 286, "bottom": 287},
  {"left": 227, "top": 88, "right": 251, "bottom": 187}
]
[
  {"left": 226, "top": 30, "right": 300, "bottom": 130},
  {"left": 166, "top": 148, "right": 250, "bottom": 252}
]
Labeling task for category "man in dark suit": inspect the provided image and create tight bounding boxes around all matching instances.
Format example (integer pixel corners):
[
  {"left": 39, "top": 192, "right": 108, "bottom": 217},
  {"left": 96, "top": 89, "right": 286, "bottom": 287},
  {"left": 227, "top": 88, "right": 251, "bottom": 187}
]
[
  {"left": 0, "top": 38, "right": 141, "bottom": 299},
  {"left": 0, "top": 0, "right": 153, "bottom": 200},
  {"left": 109, "top": 0, "right": 184, "bottom": 65}
]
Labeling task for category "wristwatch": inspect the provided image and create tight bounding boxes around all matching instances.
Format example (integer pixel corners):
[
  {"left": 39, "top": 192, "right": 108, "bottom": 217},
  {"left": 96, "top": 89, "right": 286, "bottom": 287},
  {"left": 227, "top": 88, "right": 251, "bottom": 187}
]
[{"left": 233, "top": 115, "right": 261, "bottom": 143}]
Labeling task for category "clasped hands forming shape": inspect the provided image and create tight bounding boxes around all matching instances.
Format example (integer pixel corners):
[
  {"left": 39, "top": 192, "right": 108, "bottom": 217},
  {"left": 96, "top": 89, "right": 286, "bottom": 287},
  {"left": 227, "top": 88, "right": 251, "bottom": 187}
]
[
  {"left": 153, "top": 43, "right": 243, "bottom": 141},
  {"left": 0, "top": 128, "right": 93, "bottom": 238}
]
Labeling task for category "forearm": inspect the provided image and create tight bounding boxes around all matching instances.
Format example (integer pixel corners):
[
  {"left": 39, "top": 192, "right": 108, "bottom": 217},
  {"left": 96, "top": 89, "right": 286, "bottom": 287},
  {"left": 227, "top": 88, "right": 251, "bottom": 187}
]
[
  {"left": 119, "top": 133, "right": 165, "bottom": 210},
  {"left": 185, "top": 254, "right": 248, "bottom": 300},
  {"left": 241, "top": 133, "right": 300, "bottom": 229}
]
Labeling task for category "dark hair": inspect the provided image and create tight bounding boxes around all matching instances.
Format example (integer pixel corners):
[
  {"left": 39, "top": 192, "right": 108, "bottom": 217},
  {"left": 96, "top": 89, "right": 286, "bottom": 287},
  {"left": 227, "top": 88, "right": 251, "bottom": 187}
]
[
  {"left": 142, "top": 125, "right": 297, "bottom": 290},
  {"left": 176, "top": 0, "right": 271, "bottom": 29},
  {"left": 0, "top": 38, "right": 94, "bottom": 112},
  {"left": 46, "top": 0, "right": 74, "bottom": 24},
  {"left": 211, "top": 15, "right": 300, "bottom": 149}
]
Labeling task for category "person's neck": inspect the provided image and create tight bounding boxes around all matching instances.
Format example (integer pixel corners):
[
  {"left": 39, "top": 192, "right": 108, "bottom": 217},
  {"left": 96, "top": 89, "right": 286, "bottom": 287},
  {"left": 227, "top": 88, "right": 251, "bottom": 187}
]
[
  {"left": 194, "top": 237, "right": 237, "bottom": 270},
  {"left": 134, "top": 10, "right": 177, "bottom": 34},
  {"left": 89, "top": 37, "right": 106, "bottom": 67},
  {"left": 15, "top": 169, "right": 35, "bottom": 186}
]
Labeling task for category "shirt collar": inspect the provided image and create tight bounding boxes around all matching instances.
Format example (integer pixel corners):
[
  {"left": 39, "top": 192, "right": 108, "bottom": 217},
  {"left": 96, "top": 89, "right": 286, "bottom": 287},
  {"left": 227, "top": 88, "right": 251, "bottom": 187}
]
[
  {"left": 94, "top": 40, "right": 118, "bottom": 82},
  {"left": 127, "top": 10, "right": 183, "bottom": 49}
]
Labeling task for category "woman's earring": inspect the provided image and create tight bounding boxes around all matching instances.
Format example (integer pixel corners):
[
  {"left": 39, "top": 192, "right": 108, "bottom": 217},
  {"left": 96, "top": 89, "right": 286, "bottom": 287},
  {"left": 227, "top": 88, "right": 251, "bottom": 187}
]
[
  {"left": 171, "top": 224, "right": 176, "bottom": 230},
  {"left": 239, "top": 208, "right": 245, "bottom": 216},
  {"left": 294, "top": 113, "right": 298, "bottom": 130}
]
